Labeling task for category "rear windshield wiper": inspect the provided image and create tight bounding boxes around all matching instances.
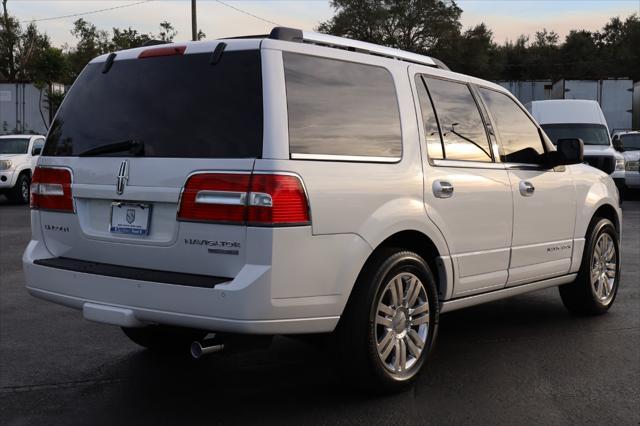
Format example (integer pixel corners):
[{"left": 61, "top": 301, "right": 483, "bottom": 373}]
[{"left": 78, "top": 139, "right": 144, "bottom": 157}]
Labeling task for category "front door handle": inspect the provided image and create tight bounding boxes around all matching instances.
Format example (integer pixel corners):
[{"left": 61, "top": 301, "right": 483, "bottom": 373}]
[
  {"left": 433, "top": 180, "right": 454, "bottom": 198},
  {"left": 519, "top": 181, "right": 535, "bottom": 197}
]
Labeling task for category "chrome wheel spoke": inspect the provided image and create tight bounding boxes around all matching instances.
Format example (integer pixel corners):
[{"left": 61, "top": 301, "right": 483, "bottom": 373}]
[
  {"left": 406, "top": 277, "right": 420, "bottom": 307},
  {"left": 411, "top": 302, "right": 429, "bottom": 316},
  {"left": 407, "top": 329, "right": 425, "bottom": 349},
  {"left": 405, "top": 335, "right": 422, "bottom": 358},
  {"left": 393, "top": 340, "right": 401, "bottom": 371},
  {"left": 410, "top": 314, "right": 429, "bottom": 326},
  {"left": 378, "top": 303, "right": 395, "bottom": 317},
  {"left": 394, "top": 277, "right": 404, "bottom": 306},
  {"left": 379, "top": 334, "right": 395, "bottom": 361},
  {"left": 398, "top": 338, "right": 407, "bottom": 371},
  {"left": 376, "top": 315, "right": 393, "bottom": 328}
]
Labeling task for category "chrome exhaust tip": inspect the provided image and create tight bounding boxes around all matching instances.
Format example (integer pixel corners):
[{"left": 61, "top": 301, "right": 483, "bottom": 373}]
[{"left": 190, "top": 339, "right": 224, "bottom": 359}]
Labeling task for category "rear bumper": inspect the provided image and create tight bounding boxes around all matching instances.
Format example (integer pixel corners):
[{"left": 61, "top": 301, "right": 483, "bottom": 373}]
[{"left": 23, "top": 230, "right": 372, "bottom": 334}]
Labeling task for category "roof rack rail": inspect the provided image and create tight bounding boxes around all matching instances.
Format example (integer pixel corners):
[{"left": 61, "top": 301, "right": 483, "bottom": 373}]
[{"left": 268, "top": 26, "right": 448, "bottom": 70}]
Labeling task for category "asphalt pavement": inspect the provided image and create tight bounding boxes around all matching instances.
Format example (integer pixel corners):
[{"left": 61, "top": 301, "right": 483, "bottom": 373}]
[{"left": 1, "top": 194, "right": 638, "bottom": 425}]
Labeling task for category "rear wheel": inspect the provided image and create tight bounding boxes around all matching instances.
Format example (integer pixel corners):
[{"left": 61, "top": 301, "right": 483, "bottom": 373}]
[
  {"left": 122, "top": 325, "right": 208, "bottom": 354},
  {"left": 7, "top": 173, "right": 30, "bottom": 204},
  {"left": 335, "top": 249, "right": 439, "bottom": 393},
  {"left": 559, "top": 218, "right": 620, "bottom": 315}
]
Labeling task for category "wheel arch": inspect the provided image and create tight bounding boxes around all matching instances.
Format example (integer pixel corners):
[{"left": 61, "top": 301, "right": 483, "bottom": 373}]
[
  {"left": 360, "top": 229, "right": 451, "bottom": 301},
  {"left": 591, "top": 203, "right": 620, "bottom": 236}
]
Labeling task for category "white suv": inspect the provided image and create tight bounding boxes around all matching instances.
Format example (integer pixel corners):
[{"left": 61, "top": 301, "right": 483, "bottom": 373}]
[
  {"left": 0, "top": 134, "right": 45, "bottom": 203},
  {"left": 23, "top": 28, "right": 622, "bottom": 392}
]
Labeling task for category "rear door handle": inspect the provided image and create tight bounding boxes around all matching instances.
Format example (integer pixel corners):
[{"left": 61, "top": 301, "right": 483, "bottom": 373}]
[
  {"left": 433, "top": 180, "right": 454, "bottom": 198},
  {"left": 519, "top": 181, "right": 535, "bottom": 197}
]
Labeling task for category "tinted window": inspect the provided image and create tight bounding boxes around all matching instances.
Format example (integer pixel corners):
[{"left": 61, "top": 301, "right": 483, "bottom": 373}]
[
  {"left": 424, "top": 77, "right": 492, "bottom": 162},
  {"left": 541, "top": 124, "right": 609, "bottom": 146},
  {"left": 284, "top": 52, "right": 401, "bottom": 158},
  {"left": 621, "top": 134, "right": 640, "bottom": 150},
  {"left": 0, "top": 138, "right": 29, "bottom": 154},
  {"left": 478, "top": 88, "right": 545, "bottom": 163},
  {"left": 44, "top": 51, "right": 263, "bottom": 158},
  {"left": 32, "top": 139, "right": 45, "bottom": 155},
  {"left": 415, "top": 76, "right": 444, "bottom": 160}
]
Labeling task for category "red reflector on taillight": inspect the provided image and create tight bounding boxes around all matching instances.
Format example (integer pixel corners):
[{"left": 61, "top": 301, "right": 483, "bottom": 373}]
[
  {"left": 138, "top": 45, "right": 186, "bottom": 59},
  {"left": 30, "top": 167, "right": 74, "bottom": 212},
  {"left": 177, "top": 173, "right": 251, "bottom": 223},
  {"left": 177, "top": 172, "right": 310, "bottom": 226},
  {"left": 248, "top": 174, "right": 310, "bottom": 226}
]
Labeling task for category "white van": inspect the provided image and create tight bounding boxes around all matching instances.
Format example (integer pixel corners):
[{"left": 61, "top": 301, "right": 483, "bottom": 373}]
[{"left": 526, "top": 100, "right": 625, "bottom": 191}]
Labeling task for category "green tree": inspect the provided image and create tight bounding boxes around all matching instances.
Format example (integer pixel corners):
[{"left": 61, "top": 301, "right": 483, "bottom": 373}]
[
  {"left": 158, "top": 21, "right": 177, "bottom": 42},
  {"left": 317, "top": 0, "right": 462, "bottom": 54}
]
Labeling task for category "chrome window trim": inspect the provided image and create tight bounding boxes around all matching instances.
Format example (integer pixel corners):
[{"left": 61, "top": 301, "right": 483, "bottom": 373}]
[
  {"left": 290, "top": 153, "right": 401, "bottom": 164},
  {"left": 430, "top": 159, "right": 505, "bottom": 170}
]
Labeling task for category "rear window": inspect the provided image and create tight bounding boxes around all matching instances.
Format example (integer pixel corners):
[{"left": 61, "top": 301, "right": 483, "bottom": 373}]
[
  {"left": 283, "top": 52, "right": 402, "bottom": 160},
  {"left": 44, "top": 50, "right": 263, "bottom": 158}
]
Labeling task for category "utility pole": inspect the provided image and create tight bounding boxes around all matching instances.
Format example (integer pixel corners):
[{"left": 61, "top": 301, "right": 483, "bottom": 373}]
[{"left": 191, "top": 0, "right": 197, "bottom": 41}]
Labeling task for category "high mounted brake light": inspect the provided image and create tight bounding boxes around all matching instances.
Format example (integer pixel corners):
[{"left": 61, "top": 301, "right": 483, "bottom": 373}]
[
  {"left": 30, "top": 166, "right": 74, "bottom": 212},
  {"left": 138, "top": 45, "right": 186, "bottom": 59},
  {"left": 177, "top": 172, "right": 310, "bottom": 226}
]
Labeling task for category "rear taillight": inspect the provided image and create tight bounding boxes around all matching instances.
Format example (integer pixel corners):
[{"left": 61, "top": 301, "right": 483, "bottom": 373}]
[
  {"left": 30, "top": 167, "right": 74, "bottom": 212},
  {"left": 177, "top": 172, "right": 310, "bottom": 226}
]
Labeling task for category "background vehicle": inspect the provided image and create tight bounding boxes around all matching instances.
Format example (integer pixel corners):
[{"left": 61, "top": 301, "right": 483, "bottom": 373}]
[
  {"left": 526, "top": 100, "right": 626, "bottom": 193},
  {"left": 0, "top": 134, "right": 45, "bottom": 204},
  {"left": 23, "top": 28, "right": 622, "bottom": 392},
  {"left": 613, "top": 131, "right": 640, "bottom": 190}
]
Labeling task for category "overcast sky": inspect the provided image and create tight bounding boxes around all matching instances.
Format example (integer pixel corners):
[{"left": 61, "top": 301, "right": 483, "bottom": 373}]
[{"left": 7, "top": 0, "right": 640, "bottom": 47}]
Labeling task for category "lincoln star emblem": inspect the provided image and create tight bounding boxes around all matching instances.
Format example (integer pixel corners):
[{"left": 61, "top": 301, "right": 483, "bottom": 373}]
[
  {"left": 126, "top": 209, "right": 136, "bottom": 224},
  {"left": 116, "top": 160, "right": 129, "bottom": 195}
]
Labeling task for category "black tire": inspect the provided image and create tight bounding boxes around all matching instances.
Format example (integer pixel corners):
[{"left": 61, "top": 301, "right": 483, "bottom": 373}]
[
  {"left": 559, "top": 218, "right": 620, "bottom": 315},
  {"left": 334, "top": 248, "right": 439, "bottom": 393},
  {"left": 122, "top": 325, "right": 208, "bottom": 354},
  {"left": 7, "top": 173, "right": 30, "bottom": 204}
]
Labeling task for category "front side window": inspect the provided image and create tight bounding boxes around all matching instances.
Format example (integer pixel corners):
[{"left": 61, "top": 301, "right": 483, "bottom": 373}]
[
  {"left": 0, "top": 138, "right": 29, "bottom": 154},
  {"left": 478, "top": 87, "right": 545, "bottom": 163},
  {"left": 284, "top": 52, "right": 402, "bottom": 159},
  {"left": 423, "top": 77, "right": 492, "bottom": 162}
]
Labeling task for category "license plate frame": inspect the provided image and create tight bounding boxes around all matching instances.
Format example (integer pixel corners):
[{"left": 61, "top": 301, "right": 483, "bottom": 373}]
[{"left": 109, "top": 202, "right": 152, "bottom": 236}]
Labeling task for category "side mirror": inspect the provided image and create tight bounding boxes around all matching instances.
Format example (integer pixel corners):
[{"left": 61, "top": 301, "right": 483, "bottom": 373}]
[
  {"left": 543, "top": 138, "right": 584, "bottom": 168},
  {"left": 32, "top": 147, "right": 42, "bottom": 156},
  {"left": 612, "top": 138, "right": 624, "bottom": 152}
]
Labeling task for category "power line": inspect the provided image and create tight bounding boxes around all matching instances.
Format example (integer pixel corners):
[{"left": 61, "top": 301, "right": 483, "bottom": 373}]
[
  {"left": 18, "top": 0, "right": 154, "bottom": 24},
  {"left": 214, "top": 0, "right": 281, "bottom": 27}
]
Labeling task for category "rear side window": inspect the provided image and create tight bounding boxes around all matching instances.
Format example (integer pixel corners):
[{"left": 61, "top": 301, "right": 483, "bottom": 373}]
[
  {"left": 423, "top": 77, "right": 492, "bottom": 162},
  {"left": 44, "top": 50, "right": 263, "bottom": 158},
  {"left": 283, "top": 52, "right": 401, "bottom": 159},
  {"left": 478, "top": 87, "right": 545, "bottom": 163},
  {"left": 415, "top": 75, "right": 443, "bottom": 160}
]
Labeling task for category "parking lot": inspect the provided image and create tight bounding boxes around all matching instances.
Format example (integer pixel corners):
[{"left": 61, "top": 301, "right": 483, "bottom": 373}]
[{"left": 1, "top": 195, "right": 638, "bottom": 425}]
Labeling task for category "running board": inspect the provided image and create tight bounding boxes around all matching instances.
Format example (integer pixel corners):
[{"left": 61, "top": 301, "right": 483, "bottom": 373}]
[{"left": 440, "top": 274, "right": 577, "bottom": 313}]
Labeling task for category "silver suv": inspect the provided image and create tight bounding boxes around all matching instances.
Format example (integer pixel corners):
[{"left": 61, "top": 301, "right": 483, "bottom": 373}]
[{"left": 23, "top": 28, "right": 622, "bottom": 392}]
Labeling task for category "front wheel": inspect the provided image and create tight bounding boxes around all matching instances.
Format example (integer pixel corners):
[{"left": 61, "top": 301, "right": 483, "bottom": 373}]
[
  {"left": 335, "top": 249, "right": 439, "bottom": 393},
  {"left": 7, "top": 173, "right": 30, "bottom": 204},
  {"left": 559, "top": 218, "right": 620, "bottom": 315}
]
